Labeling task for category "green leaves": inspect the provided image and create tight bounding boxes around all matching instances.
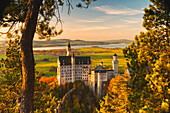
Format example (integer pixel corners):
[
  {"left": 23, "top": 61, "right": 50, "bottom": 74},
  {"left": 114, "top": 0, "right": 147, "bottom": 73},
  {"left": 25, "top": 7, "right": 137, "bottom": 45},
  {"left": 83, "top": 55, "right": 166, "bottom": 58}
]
[
  {"left": 123, "top": 0, "right": 170, "bottom": 112},
  {"left": 0, "top": 38, "right": 22, "bottom": 112}
]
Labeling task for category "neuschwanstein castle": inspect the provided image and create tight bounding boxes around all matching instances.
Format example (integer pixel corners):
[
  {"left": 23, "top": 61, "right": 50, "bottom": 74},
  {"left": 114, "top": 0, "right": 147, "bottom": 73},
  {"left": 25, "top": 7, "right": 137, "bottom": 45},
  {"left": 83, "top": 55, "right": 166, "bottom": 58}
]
[{"left": 57, "top": 42, "right": 119, "bottom": 97}]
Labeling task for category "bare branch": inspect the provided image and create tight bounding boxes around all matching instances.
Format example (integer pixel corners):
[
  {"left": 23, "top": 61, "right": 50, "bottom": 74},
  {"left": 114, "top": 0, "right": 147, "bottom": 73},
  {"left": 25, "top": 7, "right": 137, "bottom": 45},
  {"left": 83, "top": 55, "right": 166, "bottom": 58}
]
[{"left": 66, "top": 0, "right": 73, "bottom": 15}]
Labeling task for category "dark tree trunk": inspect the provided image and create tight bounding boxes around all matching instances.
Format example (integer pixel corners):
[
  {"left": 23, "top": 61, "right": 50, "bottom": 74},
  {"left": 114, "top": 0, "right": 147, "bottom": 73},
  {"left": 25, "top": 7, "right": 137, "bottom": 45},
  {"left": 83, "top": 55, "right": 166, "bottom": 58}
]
[{"left": 20, "top": 0, "right": 41, "bottom": 112}]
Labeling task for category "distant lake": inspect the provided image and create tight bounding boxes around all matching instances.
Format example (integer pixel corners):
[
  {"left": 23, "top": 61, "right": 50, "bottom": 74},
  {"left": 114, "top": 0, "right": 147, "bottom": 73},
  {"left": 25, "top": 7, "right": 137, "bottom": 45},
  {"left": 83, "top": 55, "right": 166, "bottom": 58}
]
[{"left": 33, "top": 44, "right": 129, "bottom": 51}]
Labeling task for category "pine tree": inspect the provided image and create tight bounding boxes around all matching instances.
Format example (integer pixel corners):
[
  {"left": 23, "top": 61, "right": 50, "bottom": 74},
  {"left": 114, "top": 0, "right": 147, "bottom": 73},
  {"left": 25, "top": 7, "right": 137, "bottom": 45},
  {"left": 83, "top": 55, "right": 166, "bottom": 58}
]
[
  {"left": 0, "top": 37, "right": 22, "bottom": 112},
  {"left": 0, "top": 38, "right": 60, "bottom": 112},
  {"left": 123, "top": 0, "right": 170, "bottom": 112},
  {"left": 97, "top": 74, "right": 130, "bottom": 113},
  {"left": 0, "top": 1, "right": 95, "bottom": 112},
  {"left": 73, "top": 96, "right": 81, "bottom": 113}
]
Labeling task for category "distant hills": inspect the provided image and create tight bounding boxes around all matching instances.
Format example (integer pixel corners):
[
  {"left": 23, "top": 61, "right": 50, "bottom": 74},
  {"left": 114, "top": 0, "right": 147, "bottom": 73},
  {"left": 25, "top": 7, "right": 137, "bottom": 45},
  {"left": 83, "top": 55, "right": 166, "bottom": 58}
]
[
  {"left": 0, "top": 39, "right": 133, "bottom": 48},
  {"left": 33, "top": 39, "right": 133, "bottom": 47}
]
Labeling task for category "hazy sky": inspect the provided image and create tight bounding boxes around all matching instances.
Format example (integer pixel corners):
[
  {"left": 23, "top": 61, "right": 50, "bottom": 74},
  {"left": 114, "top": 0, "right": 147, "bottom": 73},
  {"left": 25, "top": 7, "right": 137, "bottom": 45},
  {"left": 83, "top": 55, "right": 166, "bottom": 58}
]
[
  {"left": 0, "top": 0, "right": 150, "bottom": 41},
  {"left": 54, "top": 0, "right": 150, "bottom": 41}
]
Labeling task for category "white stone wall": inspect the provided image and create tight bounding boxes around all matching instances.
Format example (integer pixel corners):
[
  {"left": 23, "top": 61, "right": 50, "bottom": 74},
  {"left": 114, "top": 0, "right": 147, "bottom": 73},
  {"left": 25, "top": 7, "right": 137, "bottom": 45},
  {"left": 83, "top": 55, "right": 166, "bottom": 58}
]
[
  {"left": 107, "top": 71, "right": 114, "bottom": 80},
  {"left": 58, "top": 64, "right": 91, "bottom": 85},
  {"left": 112, "top": 60, "right": 119, "bottom": 75}
]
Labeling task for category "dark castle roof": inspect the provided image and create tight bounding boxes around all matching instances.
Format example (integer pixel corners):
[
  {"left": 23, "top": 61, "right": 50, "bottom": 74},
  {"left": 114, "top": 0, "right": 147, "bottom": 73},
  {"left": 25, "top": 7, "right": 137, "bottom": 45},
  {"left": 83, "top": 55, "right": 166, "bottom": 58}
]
[
  {"left": 92, "top": 65, "right": 107, "bottom": 73},
  {"left": 92, "top": 65, "right": 114, "bottom": 73},
  {"left": 113, "top": 54, "right": 117, "bottom": 56},
  {"left": 59, "top": 56, "right": 91, "bottom": 66},
  {"left": 59, "top": 56, "right": 71, "bottom": 65},
  {"left": 75, "top": 56, "right": 91, "bottom": 65}
]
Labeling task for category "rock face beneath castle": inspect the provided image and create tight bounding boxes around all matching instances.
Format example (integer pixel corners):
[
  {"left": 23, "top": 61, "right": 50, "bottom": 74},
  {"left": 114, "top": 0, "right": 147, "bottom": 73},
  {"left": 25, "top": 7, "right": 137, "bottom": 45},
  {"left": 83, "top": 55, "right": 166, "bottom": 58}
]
[{"left": 57, "top": 42, "right": 119, "bottom": 97}]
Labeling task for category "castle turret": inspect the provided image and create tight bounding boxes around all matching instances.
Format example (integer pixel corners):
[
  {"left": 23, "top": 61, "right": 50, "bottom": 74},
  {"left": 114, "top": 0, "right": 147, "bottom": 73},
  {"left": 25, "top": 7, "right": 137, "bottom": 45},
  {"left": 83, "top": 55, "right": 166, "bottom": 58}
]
[
  {"left": 67, "top": 42, "right": 71, "bottom": 56},
  {"left": 57, "top": 57, "right": 61, "bottom": 85},
  {"left": 112, "top": 54, "right": 119, "bottom": 75},
  {"left": 97, "top": 73, "right": 102, "bottom": 97},
  {"left": 100, "top": 62, "right": 103, "bottom": 67},
  {"left": 71, "top": 52, "right": 75, "bottom": 83}
]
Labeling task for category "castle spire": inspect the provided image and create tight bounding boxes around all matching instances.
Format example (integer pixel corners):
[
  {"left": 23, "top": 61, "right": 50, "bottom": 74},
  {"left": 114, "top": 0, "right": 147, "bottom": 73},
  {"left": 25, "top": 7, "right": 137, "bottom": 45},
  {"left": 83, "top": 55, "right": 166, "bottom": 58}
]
[{"left": 67, "top": 42, "right": 71, "bottom": 56}]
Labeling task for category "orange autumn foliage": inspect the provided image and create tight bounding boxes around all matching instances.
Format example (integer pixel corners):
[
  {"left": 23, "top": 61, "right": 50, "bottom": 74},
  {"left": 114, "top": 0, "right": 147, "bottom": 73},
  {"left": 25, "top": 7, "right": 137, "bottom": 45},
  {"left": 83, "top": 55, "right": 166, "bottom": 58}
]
[{"left": 39, "top": 76, "right": 55, "bottom": 84}]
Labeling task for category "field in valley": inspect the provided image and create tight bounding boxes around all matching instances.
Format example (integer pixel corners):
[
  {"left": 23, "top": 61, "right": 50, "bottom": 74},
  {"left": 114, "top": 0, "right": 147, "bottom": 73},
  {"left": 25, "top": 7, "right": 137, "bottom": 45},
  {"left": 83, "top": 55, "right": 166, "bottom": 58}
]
[
  {"left": 34, "top": 47, "right": 127, "bottom": 76},
  {"left": 0, "top": 47, "right": 127, "bottom": 77}
]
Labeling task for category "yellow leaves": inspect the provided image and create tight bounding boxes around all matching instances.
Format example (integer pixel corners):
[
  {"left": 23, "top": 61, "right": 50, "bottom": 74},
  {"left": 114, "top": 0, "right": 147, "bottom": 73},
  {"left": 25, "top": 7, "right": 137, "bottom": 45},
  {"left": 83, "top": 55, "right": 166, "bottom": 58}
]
[
  {"left": 168, "top": 89, "right": 170, "bottom": 95},
  {"left": 105, "top": 74, "right": 130, "bottom": 112},
  {"left": 139, "top": 105, "right": 148, "bottom": 113},
  {"left": 145, "top": 74, "right": 150, "bottom": 81},
  {"left": 157, "top": 86, "right": 162, "bottom": 92},
  {"left": 161, "top": 101, "right": 169, "bottom": 112},
  {"left": 167, "top": 63, "right": 170, "bottom": 69},
  {"left": 158, "top": 77, "right": 162, "bottom": 82}
]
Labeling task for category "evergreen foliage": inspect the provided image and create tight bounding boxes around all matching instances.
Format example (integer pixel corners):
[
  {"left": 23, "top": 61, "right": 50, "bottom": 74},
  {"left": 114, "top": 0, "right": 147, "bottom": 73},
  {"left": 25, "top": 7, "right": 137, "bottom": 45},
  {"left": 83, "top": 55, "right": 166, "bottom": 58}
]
[
  {"left": 62, "top": 81, "right": 98, "bottom": 113},
  {"left": 123, "top": 0, "right": 170, "bottom": 112},
  {"left": 97, "top": 74, "right": 130, "bottom": 113},
  {"left": 0, "top": 1, "right": 96, "bottom": 112},
  {"left": 0, "top": 38, "right": 22, "bottom": 112},
  {"left": 97, "top": 0, "right": 169, "bottom": 113}
]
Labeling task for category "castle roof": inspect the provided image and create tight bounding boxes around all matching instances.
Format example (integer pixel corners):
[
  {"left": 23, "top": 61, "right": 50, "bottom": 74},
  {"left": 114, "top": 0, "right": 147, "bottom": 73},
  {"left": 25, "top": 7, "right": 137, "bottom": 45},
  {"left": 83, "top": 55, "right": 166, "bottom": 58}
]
[
  {"left": 92, "top": 65, "right": 114, "bottom": 73},
  {"left": 59, "top": 56, "right": 71, "bottom": 65},
  {"left": 58, "top": 56, "right": 91, "bottom": 66},
  {"left": 75, "top": 56, "right": 91, "bottom": 65},
  {"left": 113, "top": 54, "right": 117, "bottom": 56},
  {"left": 92, "top": 65, "right": 107, "bottom": 73}
]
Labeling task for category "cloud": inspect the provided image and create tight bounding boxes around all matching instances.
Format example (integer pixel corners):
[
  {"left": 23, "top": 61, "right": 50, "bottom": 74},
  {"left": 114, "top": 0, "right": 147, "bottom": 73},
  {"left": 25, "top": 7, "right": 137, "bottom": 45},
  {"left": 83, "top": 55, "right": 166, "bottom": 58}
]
[
  {"left": 121, "top": 19, "right": 140, "bottom": 24},
  {"left": 76, "top": 16, "right": 118, "bottom": 23},
  {"left": 80, "top": 26, "right": 112, "bottom": 31},
  {"left": 93, "top": 5, "right": 143, "bottom": 15},
  {"left": 77, "top": 19, "right": 103, "bottom": 23},
  {"left": 112, "top": 25, "right": 129, "bottom": 28}
]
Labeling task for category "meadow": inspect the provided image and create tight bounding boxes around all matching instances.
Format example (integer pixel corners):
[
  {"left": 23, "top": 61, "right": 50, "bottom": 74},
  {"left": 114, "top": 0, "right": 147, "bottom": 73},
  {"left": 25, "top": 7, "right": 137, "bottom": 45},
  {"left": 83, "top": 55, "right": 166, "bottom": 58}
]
[
  {"left": 0, "top": 54, "right": 5, "bottom": 59},
  {"left": 0, "top": 47, "right": 127, "bottom": 77},
  {"left": 34, "top": 47, "right": 127, "bottom": 76}
]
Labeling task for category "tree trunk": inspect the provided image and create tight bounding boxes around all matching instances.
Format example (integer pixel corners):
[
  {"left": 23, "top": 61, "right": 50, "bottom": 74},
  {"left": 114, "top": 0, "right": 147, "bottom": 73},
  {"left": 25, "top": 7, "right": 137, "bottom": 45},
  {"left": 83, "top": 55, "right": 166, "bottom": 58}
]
[{"left": 20, "top": 0, "right": 41, "bottom": 112}]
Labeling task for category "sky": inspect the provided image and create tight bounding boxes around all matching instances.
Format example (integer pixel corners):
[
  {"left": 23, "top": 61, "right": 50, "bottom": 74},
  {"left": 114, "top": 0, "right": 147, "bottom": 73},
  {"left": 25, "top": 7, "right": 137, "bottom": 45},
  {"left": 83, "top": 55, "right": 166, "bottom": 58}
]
[
  {"left": 53, "top": 0, "right": 150, "bottom": 41},
  {"left": 0, "top": 0, "right": 150, "bottom": 41}
]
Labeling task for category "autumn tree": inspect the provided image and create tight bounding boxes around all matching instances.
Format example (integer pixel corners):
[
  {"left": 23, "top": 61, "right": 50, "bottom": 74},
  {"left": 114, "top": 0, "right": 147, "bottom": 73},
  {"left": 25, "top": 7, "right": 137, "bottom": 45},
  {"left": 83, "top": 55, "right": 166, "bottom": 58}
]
[
  {"left": 97, "top": 74, "right": 130, "bottom": 113},
  {"left": 123, "top": 0, "right": 170, "bottom": 112},
  {"left": 0, "top": 38, "right": 60, "bottom": 112},
  {"left": 0, "top": 0, "right": 95, "bottom": 112},
  {"left": 0, "top": 38, "right": 22, "bottom": 112}
]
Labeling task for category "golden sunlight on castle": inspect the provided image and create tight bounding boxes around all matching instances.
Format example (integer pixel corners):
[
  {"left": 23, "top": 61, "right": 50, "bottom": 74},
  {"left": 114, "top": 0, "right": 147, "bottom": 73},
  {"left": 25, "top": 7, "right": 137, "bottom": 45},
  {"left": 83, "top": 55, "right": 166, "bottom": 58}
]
[{"left": 57, "top": 42, "right": 119, "bottom": 97}]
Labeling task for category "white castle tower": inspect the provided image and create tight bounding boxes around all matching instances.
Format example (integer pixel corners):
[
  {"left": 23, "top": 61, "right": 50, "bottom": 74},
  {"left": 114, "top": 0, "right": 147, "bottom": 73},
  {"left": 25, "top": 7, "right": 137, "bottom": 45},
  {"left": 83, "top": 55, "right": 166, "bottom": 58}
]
[
  {"left": 67, "top": 42, "right": 71, "bottom": 56},
  {"left": 112, "top": 54, "right": 119, "bottom": 75},
  {"left": 71, "top": 53, "right": 75, "bottom": 83}
]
